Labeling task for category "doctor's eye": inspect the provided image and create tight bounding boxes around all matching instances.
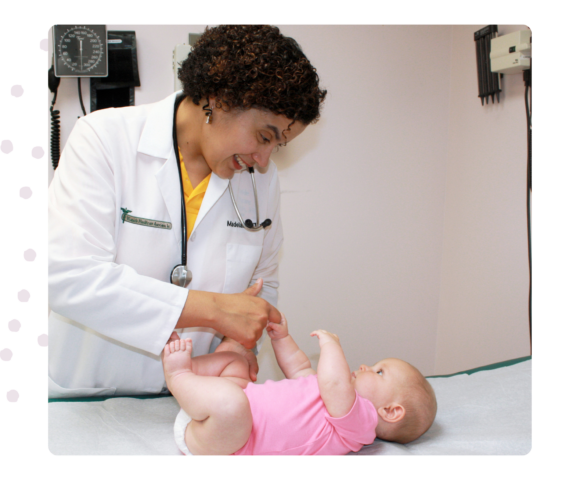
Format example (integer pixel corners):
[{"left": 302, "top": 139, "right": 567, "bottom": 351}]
[
  {"left": 260, "top": 134, "right": 271, "bottom": 144},
  {"left": 274, "top": 142, "right": 287, "bottom": 153}
]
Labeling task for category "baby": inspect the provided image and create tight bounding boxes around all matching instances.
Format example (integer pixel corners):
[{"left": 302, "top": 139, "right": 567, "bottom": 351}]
[{"left": 162, "top": 314, "right": 437, "bottom": 455}]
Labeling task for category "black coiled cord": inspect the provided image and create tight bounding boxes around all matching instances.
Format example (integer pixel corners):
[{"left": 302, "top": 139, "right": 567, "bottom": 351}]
[
  {"left": 50, "top": 93, "right": 61, "bottom": 169},
  {"left": 48, "top": 65, "right": 61, "bottom": 169}
]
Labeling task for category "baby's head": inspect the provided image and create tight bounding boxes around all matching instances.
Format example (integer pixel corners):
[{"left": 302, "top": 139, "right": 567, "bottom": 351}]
[{"left": 352, "top": 358, "right": 437, "bottom": 444}]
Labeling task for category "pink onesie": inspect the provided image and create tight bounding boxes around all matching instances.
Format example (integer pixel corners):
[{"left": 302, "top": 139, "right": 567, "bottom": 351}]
[{"left": 233, "top": 374, "right": 378, "bottom": 455}]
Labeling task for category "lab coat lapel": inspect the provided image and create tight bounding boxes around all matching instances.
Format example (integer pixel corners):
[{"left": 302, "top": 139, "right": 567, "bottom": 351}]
[
  {"left": 193, "top": 173, "right": 229, "bottom": 232},
  {"left": 138, "top": 92, "right": 183, "bottom": 246},
  {"left": 155, "top": 155, "right": 183, "bottom": 246},
  {"left": 137, "top": 91, "right": 228, "bottom": 237}
]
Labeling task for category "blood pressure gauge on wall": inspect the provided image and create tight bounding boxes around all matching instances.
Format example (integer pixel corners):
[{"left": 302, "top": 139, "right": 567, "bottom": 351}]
[{"left": 52, "top": 25, "right": 108, "bottom": 77}]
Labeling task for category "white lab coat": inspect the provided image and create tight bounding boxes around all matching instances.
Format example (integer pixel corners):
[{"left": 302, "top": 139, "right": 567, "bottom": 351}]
[{"left": 48, "top": 92, "right": 283, "bottom": 398}]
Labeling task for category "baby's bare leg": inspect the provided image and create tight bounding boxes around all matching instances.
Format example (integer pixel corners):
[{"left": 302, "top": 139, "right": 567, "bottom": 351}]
[
  {"left": 189, "top": 351, "right": 251, "bottom": 388},
  {"left": 162, "top": 339, "right": 252, "bottom": 455}
]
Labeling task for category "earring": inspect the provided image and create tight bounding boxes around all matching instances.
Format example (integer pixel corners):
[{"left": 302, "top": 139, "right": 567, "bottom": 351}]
[{"left": 203, "top": 100, "right": 213, "bottom": 124}]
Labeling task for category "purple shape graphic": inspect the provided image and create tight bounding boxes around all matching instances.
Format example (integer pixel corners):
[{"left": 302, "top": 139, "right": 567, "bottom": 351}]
[
  {"left": 11, "top": 85, "right": 24, "bottom": 97},
  {"left": 18, "top": 290, "right": 30, "bottom": 302},
  {"left": 12, "top": 353, "right": 46, "bottom": 389},
  {"left": 38, "top": 334, "right": 48, "bottom": 347},
  {"left": 20, "top": 187, "right": 33, "bottom": 199},
  {"left": 24, "top": 249, "right": 36, "bottom": 261},
  {"left": 7, "top": 390, "right": 19, "bottom": 402},
  {"left": 0, "top": 349, "right": 13, "bottom": 361},
  {"left": 1, "top": 140, "right": 13, "bottom": 154},
  {"left": 40, "top": 39, "right": 48, "bottom": 51},
  {"left": 31, "top": 147, "right": 44, "bottom": 159},
  {"left": 8, "top": 320, "right": 21, "bottom": 332}
]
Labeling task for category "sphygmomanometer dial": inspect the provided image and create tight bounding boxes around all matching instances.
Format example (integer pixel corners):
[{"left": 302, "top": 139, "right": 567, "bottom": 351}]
[{"left": 53, "top": 25, "right": 108, "bottom": 77}]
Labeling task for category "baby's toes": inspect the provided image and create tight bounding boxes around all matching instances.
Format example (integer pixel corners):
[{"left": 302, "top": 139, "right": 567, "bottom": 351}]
[{"left": 170, "top": 339, "right": 181, "bottom": 354}]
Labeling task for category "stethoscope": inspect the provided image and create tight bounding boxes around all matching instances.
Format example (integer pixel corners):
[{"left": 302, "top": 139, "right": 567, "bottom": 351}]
[{"left": 170, "top": 94, "right": 271, "bottom": 287}]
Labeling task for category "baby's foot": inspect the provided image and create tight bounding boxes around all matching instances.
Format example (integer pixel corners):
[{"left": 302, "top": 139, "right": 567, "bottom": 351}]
[{"left": 162, "top": 338, "right": 193, "bottom": 386}]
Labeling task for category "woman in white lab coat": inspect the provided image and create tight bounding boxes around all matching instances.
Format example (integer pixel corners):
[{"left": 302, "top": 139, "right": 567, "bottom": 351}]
[{"left": 48, "top": 25, "right": 327, "bottom": 398}]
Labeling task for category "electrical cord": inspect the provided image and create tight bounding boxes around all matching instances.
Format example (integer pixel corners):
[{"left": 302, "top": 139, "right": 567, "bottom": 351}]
[
  {"left": 50, "top": 94, "right": 61, "bottom": 169},
  {"left": 48, "top": 66, "right": 61, "bottom": 170},
  {"left": 49, "top": 67, "right": 87, "bottom": 169},
  {"left": 524, "top": 66, "right": 532, "bottom": 350},
  {"left": 78, "top": 77, "right": 87, "bottom": 116}
]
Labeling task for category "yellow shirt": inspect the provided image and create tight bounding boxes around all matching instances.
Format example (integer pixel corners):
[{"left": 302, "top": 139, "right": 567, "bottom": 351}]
[{"left": 179, "top": 149, "right": 210, "bottom": 240}]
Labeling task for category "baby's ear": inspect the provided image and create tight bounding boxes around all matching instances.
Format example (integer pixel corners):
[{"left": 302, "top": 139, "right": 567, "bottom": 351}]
[{"left": 378, "top": 404, "right": 405, "bottom": 424}]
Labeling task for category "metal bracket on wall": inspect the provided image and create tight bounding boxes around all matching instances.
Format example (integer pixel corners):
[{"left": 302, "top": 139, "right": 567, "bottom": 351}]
[{"left": 474, "top": 25, "right": 502, "bottom": 105}]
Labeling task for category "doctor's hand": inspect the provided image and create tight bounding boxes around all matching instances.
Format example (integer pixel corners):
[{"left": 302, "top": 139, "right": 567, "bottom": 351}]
[
  {"left": 176, "top": 278, "right": 282, "bottom": 351},
  {"left": 215, "top": 278, "right": 282, "bottom": 349},
  {"left": 215, "top": 337, "right": 259, "bottom": 382}
]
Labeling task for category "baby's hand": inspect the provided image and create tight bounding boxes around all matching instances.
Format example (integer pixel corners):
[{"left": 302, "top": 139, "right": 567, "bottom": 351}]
[
  {"left": 310, "top": 329, "right": 340, "bottom": 347},
  {"left": 267, "top": 313, "right": 289, "bottom": 340}
]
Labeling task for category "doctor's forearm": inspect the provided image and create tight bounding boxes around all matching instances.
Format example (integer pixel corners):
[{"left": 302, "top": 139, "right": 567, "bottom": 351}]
[
  {"left": 175, "top": 290, "right": 216, "bottom": 330},
  {"left": 175, "top": 290, "right": 272, "bottom": 350}
]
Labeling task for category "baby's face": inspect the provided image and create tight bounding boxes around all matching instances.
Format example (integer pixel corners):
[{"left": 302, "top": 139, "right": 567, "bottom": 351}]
[{"left": 351, "top": 358, "right": 410, "bottom": 408}]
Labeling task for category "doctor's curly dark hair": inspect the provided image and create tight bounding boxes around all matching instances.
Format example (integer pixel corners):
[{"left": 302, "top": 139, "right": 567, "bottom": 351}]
[{"left": 178, "top": 25, "right": 327, "bottom": 125}]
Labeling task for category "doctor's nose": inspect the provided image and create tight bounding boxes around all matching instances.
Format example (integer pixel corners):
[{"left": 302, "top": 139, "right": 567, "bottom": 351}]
[{"left": 251, "top": 152, "right": 269, "bottom": 168}]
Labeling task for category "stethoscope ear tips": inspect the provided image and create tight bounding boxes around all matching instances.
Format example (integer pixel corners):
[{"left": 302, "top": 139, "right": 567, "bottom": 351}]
[{"left": 244, "top": 218, "right": 272, "bottom": 230}]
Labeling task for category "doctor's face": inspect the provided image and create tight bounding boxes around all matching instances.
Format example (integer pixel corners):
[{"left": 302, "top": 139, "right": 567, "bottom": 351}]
[{"left": 202, "top": 107, "right": 307, "bottom": 179}]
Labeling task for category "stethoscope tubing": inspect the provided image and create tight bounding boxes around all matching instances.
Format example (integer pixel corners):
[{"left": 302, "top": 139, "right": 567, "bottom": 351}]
[
  {"left": 249, "top": 167, "right": 261, "bottom": 228},
  {"left": 170, "top": 94, "right": 270, "bottom": 286},
  {"left": 229, "top": 167, "right": 269, "bottom": 232}
]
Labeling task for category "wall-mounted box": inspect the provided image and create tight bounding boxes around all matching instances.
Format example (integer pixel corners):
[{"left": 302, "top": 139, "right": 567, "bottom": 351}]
[{"left": 490, "top": 30, "right": 531, "bottom": 74}]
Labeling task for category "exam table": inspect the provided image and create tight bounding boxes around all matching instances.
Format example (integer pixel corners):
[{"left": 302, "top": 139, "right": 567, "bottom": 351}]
[{"left": 48, "top": 357, "right": 531, "bottom": 455}]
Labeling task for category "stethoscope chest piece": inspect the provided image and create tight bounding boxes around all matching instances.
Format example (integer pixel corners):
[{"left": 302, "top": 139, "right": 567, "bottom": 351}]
[{"left": 171, "top": 264, "right": 192, "bottom": 287}]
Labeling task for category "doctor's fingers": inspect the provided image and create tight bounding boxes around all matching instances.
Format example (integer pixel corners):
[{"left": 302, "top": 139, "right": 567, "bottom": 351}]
[
  {"left": 246, "top": 352, "right": 259, "bottom": 382},
  {"left": 265, "top": 302, "right": 282, "bottom": 325},
  {"left": 228, "top": 310, "right": 277, "bottom": 349},
  {"left": 233, "top": 335, "right": 258, "bottom": 351},
  {"left": 239, "top": 294, "right": 282, "bottom": 325}
]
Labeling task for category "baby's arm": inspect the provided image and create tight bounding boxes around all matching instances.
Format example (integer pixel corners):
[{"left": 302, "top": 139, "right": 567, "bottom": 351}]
[
  {"left": 310, "top": 330, "right": 356, "bottom": 418},
  {"left": 267, "top": 314, "right": 315, "bottom": 379}
]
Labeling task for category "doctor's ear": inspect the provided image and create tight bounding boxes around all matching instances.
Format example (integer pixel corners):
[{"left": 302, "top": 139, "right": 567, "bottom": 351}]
[{"left": 212, "top": 96, "right": 230, "bottom": 112}]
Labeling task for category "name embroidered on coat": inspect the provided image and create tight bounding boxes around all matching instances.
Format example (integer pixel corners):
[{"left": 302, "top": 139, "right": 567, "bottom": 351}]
[
  {"left": 121, "top": 208, "right": 172, "bottom": 230},
  {"left": 227, "top": 220, "right": 244, "bottom": 228}
]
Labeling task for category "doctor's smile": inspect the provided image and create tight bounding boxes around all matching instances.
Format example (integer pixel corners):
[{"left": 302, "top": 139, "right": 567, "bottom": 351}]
[
  {"left": 234, "top": 155, "right": 249, "bottom": 170},
  {"left": 175, "top": 94, "right": 307, "bottom": 182}
]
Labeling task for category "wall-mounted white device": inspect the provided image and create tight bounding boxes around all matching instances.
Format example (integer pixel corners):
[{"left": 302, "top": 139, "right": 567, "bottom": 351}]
[
  {"left": 490, "top": 30, "right": 531, "bottom": 75},
  {"left": 173, "top": 44, "right": 193, "bottom": 92}
]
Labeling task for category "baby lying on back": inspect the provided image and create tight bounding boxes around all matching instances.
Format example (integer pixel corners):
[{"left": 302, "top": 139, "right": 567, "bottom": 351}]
[{"left": 163, "top": 314, "right": 437, "bottom": 455}]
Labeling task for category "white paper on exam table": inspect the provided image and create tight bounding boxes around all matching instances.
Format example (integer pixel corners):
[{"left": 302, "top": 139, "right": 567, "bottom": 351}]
[{"left": 48, "top": 360, "right": 531, "bottom": 455}]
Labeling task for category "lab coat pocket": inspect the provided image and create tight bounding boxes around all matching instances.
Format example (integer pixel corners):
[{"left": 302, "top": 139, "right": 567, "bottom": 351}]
[{"left": 223, "top": 243, "right": 263, "bottom": 294}]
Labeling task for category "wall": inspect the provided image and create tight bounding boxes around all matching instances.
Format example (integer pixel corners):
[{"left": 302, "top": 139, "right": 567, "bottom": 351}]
[
  {"left": 47, "top": 25, "right": 530, "bottom": 380},
  {"left": 257, "top": 25, "right": 451, "bottom": 379},
  {"left": 434, "top": 24, "right": 531, "bottom": 373}
]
